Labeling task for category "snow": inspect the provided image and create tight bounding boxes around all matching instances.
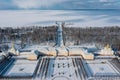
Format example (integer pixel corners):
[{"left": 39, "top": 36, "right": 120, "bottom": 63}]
[
  {"left": 4, "top": 59, "right": 38, "bottom": 77},
  {"left": 86, "top": 59, "right": 119, "bottom": 76},
  {"left": 22, "top": 45, "right": 50, "bottom": 51},
  {"left": 46, "top": 57, "right": 79, "bottom": 80},
  {"left": 0, "top": 10, "right": 120, "bottom": 27}
]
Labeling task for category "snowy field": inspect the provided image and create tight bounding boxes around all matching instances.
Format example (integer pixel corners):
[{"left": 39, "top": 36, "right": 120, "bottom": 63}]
[
  {"left": 86, "top": 59, "right": 119, "bottom": 76},
  {"left": 35, "top": 56, "right": 85, "bottom": 80},
  {"left": 4, "top": 59, "right": 38, "bottom": 77},
  {"left": 23, "top": 45, "right": 50, "bottom": 50},
  {"left": 46, "top": 57, "right": 78, "bottom": 80},
  {"left": 36, "top": 56, "right": 87, "bottom": 80},
  {"left": 0, "top": 10, "right": 120, "bottom": 27},
  {"left": 1, "top": 56, "right": 120, "bottom": 80}
]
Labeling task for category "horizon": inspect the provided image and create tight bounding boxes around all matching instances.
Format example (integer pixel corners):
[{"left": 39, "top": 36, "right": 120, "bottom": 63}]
[
  {"left": 0, "top": 10, "right": 120, "bottom": 28},
  {"left": 0, "top": 0, "right": 120, "bottom": 28}
]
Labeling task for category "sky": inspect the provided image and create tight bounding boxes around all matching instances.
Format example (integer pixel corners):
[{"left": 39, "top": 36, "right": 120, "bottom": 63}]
[
  {"left": 0, "top": 10, "right": 120, "bottom": 28},
  {"left": 0, "top": 0, "right": 120, "bottom": 27},
  {"left": 0, "top": 0, "right": 120, "bottom": 10}
]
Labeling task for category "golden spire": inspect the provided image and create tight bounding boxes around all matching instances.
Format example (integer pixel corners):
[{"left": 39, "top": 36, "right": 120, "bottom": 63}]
[{"left": 105, "top": 44, "right": 110, "bottom": 49}]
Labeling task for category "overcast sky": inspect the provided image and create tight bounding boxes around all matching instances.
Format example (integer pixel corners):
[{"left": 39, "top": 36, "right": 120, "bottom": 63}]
[
  {"left": 0, "top": 0, "right": 120, "bottom": 10},
  {"left": 0, "top": 10, "right": 120, "bottom": 27},
  {"left": 0, "top": 0, "right": 120, "bottom": 27}
]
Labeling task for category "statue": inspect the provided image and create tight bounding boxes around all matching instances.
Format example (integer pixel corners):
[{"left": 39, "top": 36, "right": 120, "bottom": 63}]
[{"left": 9, "top": 42, "right": 20, "bottom": 56}]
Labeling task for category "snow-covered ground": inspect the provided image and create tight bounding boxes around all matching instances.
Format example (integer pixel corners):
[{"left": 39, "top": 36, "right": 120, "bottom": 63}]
[
  {"left": 46, "top": 57, "right": 78, "bottom": 80},
  {"left": 22, "top": 44, "right": 50, "bottom": 51},
  {"left": 4, "top": 59, "right": 38, "bottom": 77},
  {"left": 86, "top": 59, "right": 119, "bottom": 76},
  {"left": 0, "top": 10, "right": 120, "bottom": 28}
]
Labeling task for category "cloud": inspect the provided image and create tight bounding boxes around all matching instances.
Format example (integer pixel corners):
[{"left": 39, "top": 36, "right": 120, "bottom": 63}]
[
  {"left": 70, "top": 0, "right": 120, "bottom": 9},
  {"left": 0, "top": 10, "right": 120, "bottom": 27},
  {"left": 99, "top": 0, "right": 115, "bottom": 2},
  {"left": 99, "top": 0, "right": 110, "bottom": 2},
  {"left": 0, "top": 0, "right": 17, "bottom": 10},
  {"left": 0, "top": 0, "right": 120, "bottom": 10},
  {"left": 12, "top": 0, "right": 67, "bottom": 9}
]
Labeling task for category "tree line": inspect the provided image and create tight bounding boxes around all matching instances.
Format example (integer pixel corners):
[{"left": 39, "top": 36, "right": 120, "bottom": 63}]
[{"left": 0, "top": 25, "right": 120, "bottom": 50}]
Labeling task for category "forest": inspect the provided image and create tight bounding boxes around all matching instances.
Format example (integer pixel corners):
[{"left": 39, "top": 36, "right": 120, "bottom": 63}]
[{"left": 0, "top": 25, "right": 120, "bottom": 50}]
